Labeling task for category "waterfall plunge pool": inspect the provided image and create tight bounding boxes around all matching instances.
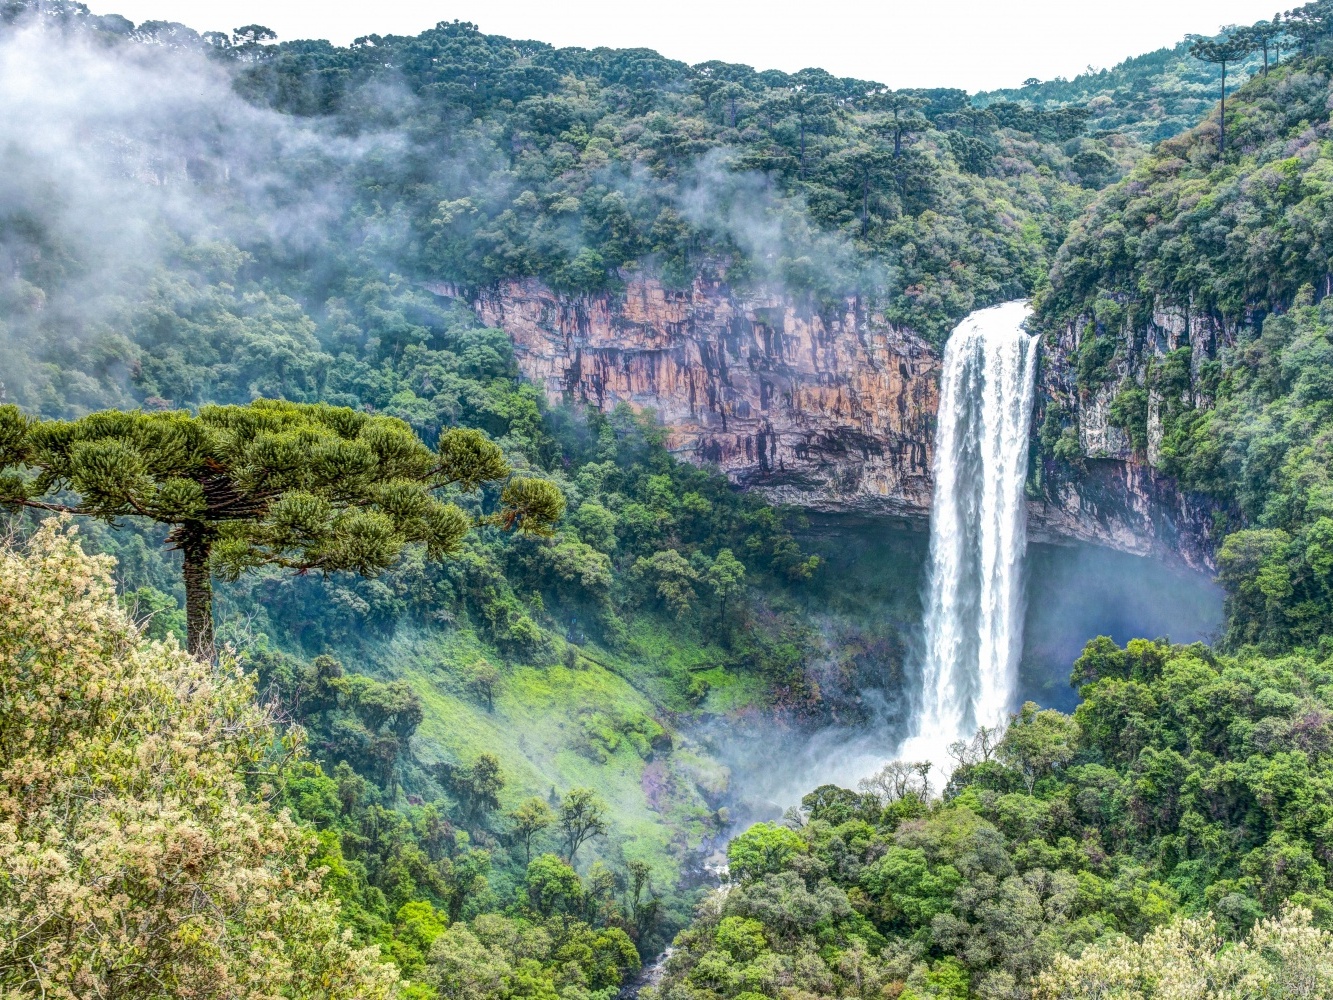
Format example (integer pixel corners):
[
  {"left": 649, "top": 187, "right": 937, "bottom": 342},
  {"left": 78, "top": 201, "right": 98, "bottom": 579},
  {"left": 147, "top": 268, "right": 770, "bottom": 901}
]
[
  {"left": 703, "top": 515, "right": 1222, "bottom": 822},
  {"left": 699, "top": 300, "right": 1221, "bottom": 824}
]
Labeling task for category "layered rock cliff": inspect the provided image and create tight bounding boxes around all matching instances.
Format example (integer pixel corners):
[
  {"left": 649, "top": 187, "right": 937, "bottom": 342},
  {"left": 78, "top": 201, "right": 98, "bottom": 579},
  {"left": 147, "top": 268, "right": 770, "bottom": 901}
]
[
  {"left": 1035, "top": 301, "right": 1232, "bottom": 570},
  {"left": 453, "top": 274, "right": 1218, "bottom": 570},
  {"left": 471, "top": 275, "right": 940, "bottom": 517}
]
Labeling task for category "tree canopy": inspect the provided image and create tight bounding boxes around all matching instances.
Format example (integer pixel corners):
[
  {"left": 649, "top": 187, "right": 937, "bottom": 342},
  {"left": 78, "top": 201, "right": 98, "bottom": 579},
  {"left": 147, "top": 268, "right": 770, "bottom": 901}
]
[
  {"left": 0, "top": 519, "right": 402, "bottom": 997},
  {"left": 0, "top": 400, "right": 563, "bottom": 655}
]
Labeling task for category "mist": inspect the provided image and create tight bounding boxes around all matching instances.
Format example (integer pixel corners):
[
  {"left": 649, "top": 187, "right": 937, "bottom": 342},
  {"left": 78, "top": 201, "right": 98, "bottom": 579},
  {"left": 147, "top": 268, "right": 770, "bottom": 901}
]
[
  {"left": 0, "top": 3, "right": 1227, "bottom": 829},
  {"left": 674, "top": 148, "right": 893, "bottom": 300},
  {"left": 1018, "top": 542, "right": 1223, "bottom": 712},
  {"left": 705, "top": 518, "right": 1223, "bottom": 822},
  {"left": 0, "top": 10, "right": 904, "bottom": 418},
  {"left": 0, "top": 17, "right": 407, "bottom": 410}
]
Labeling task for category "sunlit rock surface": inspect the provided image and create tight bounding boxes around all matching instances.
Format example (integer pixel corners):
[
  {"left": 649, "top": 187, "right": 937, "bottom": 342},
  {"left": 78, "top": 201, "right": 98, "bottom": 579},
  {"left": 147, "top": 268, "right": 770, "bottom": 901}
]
[{"left": 472, "top": 273, "right": 939, "bottom": 516}]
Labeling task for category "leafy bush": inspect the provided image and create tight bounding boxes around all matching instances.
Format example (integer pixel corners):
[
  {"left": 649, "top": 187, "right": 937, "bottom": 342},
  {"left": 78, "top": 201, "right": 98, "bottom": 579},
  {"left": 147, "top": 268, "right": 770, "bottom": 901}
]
[
  {"left": 1035, "top": 907, "right": 1333, "bottom": 999},
  {"left": 0, "top": 519, "right": 400, "bottom": 998}
]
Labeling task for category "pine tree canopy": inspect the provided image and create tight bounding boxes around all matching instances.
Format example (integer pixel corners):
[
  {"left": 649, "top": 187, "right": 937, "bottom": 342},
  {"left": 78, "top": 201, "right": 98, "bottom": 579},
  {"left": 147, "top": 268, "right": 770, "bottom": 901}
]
[{"left": 0, "top": 399, "right": 564, "bottom": 656}]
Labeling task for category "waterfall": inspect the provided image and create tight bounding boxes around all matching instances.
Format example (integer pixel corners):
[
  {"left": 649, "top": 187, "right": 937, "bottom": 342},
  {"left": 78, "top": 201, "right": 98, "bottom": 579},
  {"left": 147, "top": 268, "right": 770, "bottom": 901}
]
[{"left": 901, "top": 301, "right": 1039, "bottom": 773}]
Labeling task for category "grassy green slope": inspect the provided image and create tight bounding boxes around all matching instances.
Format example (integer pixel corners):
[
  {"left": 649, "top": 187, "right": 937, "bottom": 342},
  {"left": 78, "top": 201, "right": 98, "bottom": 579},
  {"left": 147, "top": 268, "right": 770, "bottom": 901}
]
[{"left": 315, "top": 620, "right": 757, "bottom": 883}]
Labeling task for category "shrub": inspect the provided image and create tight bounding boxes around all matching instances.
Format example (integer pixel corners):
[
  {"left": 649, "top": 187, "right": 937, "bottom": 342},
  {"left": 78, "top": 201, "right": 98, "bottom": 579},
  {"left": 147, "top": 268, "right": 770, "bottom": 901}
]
[{"left": 0, "top": 519, "right": 400, "bottom": 998}]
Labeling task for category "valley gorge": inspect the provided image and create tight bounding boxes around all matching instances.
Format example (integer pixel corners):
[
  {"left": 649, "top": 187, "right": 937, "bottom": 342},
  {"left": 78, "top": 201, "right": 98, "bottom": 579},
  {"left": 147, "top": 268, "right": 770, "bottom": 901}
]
[
  {"left": 456, "top": 273, "right": 1221, "bottom": 570},
  {"left": 5, "top": 4, "right": 1333, "bottom": 996}
]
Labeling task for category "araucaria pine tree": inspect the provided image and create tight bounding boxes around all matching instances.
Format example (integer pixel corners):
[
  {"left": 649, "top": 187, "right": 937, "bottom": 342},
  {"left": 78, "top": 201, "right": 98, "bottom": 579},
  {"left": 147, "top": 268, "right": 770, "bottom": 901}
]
[
  {"left": 0, "top": 399, "right": 564, "bottom": 657},
  {"left": 1189, "top": 32, "right": 1257, "bottom": 156}
]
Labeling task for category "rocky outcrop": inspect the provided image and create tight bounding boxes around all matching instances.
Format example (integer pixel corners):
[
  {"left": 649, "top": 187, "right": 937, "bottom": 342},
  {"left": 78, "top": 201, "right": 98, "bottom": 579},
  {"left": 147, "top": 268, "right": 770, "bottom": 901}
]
[
  {"left": 1036, "top": 298, "right": 1235, "bottom": 571},
  {"left": 471, "top": 275, "right": 940, "bottom": 516},
  {"left": 1043, "top": 299, "right": 1237, "bottom": 465},
  {"left": 453, "top": 274, "right": 1219, "bottom": 569},
  {"left": 1028, "top": 461, "right": 1217, "bottom": 571}
]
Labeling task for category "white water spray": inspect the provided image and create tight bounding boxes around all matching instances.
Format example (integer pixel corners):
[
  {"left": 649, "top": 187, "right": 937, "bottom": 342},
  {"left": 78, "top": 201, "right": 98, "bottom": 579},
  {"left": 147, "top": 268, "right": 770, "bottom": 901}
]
[{"left": 901, "top": 301, "right": 1039, "bottom": 773}]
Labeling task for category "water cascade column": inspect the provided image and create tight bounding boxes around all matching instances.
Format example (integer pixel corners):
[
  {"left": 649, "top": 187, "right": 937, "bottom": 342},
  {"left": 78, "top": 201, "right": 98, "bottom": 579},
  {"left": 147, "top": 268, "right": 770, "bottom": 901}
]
[{"left": 902, "top": 301, "right": 1039, "bottom": 770}]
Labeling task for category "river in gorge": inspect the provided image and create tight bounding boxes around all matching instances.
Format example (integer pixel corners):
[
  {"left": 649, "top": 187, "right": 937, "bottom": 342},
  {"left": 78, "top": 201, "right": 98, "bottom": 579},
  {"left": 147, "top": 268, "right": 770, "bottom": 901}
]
[{"left": 703, "top": 302, "right": 1223, "bottom": 824}]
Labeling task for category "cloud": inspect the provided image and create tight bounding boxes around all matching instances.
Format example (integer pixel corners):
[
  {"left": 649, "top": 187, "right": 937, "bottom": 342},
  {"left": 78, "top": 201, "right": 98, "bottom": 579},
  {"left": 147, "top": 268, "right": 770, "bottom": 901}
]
[
  {"left": 673, "top": 147, "right": 894, "bottom": 300},
  {"left": 0, "top": 19, "right": 407, "bottom": 404}
]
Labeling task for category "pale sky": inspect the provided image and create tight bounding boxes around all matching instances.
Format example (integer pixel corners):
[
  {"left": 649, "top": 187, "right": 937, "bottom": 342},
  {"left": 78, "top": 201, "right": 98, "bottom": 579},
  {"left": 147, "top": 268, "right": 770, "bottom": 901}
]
[{"left": 90, "top": 0, "right": 1281, "bottom": 92}]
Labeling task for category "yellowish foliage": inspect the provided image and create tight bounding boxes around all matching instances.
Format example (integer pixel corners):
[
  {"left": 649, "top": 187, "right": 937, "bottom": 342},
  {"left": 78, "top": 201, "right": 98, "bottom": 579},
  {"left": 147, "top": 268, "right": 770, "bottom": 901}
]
[
  {"left": 1034, "top": 907, "right": 1333, "bottom": 1000},
  {"left": 0, "top": 519, "right": 400, "bottom": 999}
]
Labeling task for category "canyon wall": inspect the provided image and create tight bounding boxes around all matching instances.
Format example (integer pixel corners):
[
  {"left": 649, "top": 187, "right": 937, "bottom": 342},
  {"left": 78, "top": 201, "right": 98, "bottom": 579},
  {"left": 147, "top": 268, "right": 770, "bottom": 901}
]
[
  {"left": 1036, "top": 300, "right": 1234, "bottom": 570},
  {"left": 470, "top": 274, "right": 939, "bottom": 517},
  {"left": 454, "top": 274, "right": 1218, "bottom": 570}
]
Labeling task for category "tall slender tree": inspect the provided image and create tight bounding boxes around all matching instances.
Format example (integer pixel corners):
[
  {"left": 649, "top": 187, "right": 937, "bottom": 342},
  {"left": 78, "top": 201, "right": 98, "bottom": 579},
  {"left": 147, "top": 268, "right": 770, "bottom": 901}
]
[
  {"left": 1244, "top": 15, "right": 1285, "bottom": 72},
  {"left": 1190, "top": 32, "right": 1257, "bottom": 157},
  {"left": 765, "top": 88, "right": 838, "bottom": 178},
  {"left": 0, "top": 399, "right": 563, "bottom": 657},
  {"left": 867, "top": 90, "right": 928, "bottom": 158},
  {"left": 833, "top": 141, "right": 895, "bottom": 235},
  {"left": 718, "top": 81, "right": 747, "bottom": 129}
]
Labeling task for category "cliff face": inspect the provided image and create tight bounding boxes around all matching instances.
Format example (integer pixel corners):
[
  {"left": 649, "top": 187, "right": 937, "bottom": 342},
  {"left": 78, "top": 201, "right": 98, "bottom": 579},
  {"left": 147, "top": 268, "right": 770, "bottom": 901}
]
[
  {"left": 472, "top": 275, "right": 940, "bottom": 516},
  {"left": 1036, "top": 300, "right": 1232, "bottom": 570},
  {"left": 461, "top": 275, "right": 1217, "bottom": 569},
  {"left": 1042, "top": 302, "right": 1236, "bottom": 465},
  {"left": 1027, "top": 460, "right": 1217, "bottom": 571}
]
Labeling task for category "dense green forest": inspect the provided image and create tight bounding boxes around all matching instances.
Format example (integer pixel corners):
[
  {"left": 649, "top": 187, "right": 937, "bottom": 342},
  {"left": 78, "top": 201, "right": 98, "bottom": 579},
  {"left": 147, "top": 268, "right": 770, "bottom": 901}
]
[
  {"left": 650, "top": 637, "right": 1333, "bottom": 999},
  {"left": 644, "top": 15, "right": 1333, "bottom": 1000},
  {"left": 6, "top": 0, "right": 1333, "bottom": 997}
]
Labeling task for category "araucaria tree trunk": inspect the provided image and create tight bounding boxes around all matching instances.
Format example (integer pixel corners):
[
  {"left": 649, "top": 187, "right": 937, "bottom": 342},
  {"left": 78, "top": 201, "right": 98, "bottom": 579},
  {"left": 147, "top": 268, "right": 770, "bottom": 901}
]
[{"left": 180, "top": 527, "right": 214, "bottom": 659}]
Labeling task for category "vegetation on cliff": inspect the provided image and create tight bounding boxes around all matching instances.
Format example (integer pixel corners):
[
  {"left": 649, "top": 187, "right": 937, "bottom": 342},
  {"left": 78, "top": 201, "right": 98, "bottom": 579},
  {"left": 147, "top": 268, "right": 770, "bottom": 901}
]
[
  {"left": 225, "top": 19, "right": 1112, "bottom": 341},
  {"left": 1039, "top": 57, "right": 1333, "bottom": 328},
  {"left": 1034, "top": 37, "right": 1333, "bottom": 652},
  {"left": 0, "top": 0, "right": 1116, "bottom": 357}
]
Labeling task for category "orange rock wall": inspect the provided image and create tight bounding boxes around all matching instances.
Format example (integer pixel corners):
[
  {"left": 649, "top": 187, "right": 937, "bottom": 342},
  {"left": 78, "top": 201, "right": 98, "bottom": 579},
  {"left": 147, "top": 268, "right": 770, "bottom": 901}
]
[{"left": 473, "top": 275, "right": 940, "bottom": 515}]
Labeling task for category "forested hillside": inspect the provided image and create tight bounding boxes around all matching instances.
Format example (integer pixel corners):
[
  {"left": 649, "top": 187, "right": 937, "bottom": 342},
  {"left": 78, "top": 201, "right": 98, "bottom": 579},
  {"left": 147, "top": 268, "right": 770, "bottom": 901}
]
[
  {"left": 648, "top": 11, "right": 1333, "bottom": 1000},
  {"left": 0, "top": 0, "right": 1118, "bottom": 368},
  {"left": 5, "top": 0, "right": 1333, "bottom": 996},
  {"left": 1034, "top": 50, "right": 1333, "bottom": 650},
  {"left": 980, "top": 39, "right": 1264, "bottom": 143},
  {"left": 0, "top": 0, "right": 935, "bottom": 984}
]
